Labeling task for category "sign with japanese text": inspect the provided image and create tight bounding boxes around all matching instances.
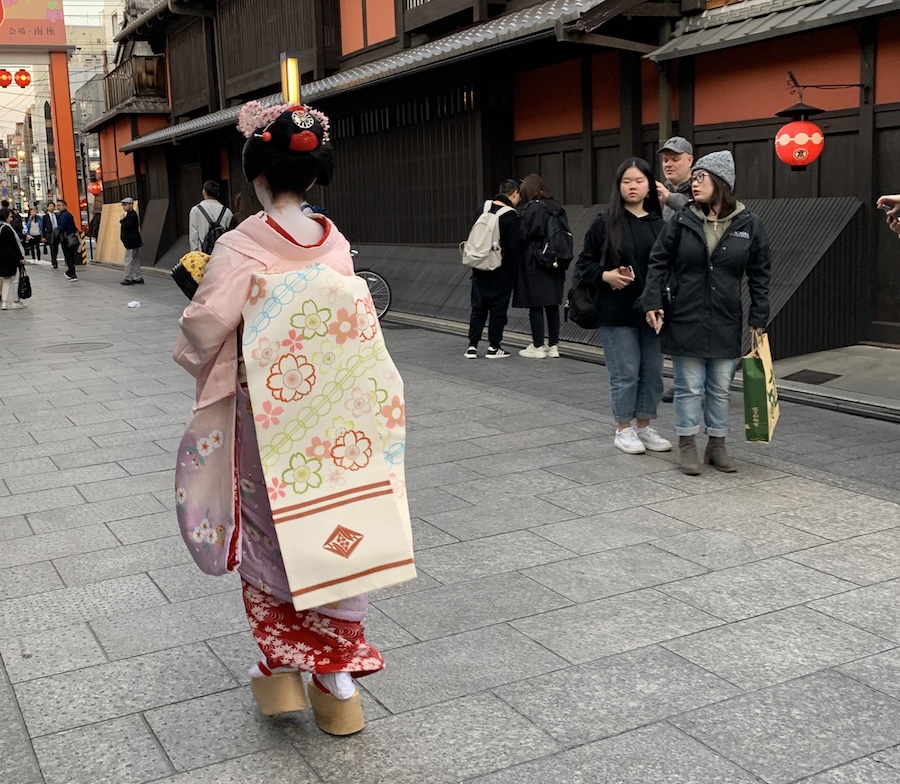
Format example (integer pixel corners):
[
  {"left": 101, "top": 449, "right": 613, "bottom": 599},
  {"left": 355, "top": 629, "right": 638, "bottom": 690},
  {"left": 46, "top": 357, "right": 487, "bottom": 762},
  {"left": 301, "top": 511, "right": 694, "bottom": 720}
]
[{"left": 0, "top": 0, "right": 67, "bottom": 48}]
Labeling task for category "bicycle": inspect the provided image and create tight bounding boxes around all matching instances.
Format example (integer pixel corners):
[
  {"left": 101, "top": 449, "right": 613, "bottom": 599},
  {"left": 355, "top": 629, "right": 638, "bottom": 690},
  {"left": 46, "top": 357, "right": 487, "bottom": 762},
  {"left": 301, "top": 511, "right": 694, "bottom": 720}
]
[{"left": 351, "top": 250, "right": 392, "bottom": 319}]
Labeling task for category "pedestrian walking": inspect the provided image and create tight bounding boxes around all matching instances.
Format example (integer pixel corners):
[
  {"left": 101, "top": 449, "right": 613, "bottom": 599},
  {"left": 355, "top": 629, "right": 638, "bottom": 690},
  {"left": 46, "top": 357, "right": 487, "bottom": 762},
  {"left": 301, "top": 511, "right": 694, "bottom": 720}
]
[
  {"left": 580, "top": 158, "right": 671, "bottom": 455},
  {"left": 174, "top": 101, "right": 411, "bottom": 736},
  {"left": 642, "top": 150, "right": 771, "bottom": 475},
  {"left": 188, "top": 180, "right": 233, "bottom": 253},
  {"left": 23, "top": 208, "right": 42, "bottom": 262},
  {"left": 877, "top": 193, "right": 900, "bottom": 237},
  {"left": 463, "top": 179, "right": 521, "bottom": 359},
  {"left": 655, "top": 136, "right": 694, "bottom": 222},
  {"left": 56, "top": 199, "right": 80, "bottom": 281},
  {"left": 0, "top": 207, "right": 26, "bottom": 310},
  {"left": 42, "top": 202, "right": 61, "bottom": 268},
  {"left": 514, "top": 173, "right": 572, "bottom": 359},
  {"left": 119, "top": 197, "right": 144, "bottom": 285}
]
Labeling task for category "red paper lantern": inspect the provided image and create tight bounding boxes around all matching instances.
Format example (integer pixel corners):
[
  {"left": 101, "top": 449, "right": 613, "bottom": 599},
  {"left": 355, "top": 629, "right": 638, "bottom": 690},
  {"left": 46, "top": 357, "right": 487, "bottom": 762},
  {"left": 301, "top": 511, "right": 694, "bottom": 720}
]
[
  {"left": 94, "top": 166, "right": 102, "bottom": 181},
  {"left": 775, "top": 120, "right": 824, "bottom": 168},
  {"left": 88, "top": 181, "right": 102, "bottom": 195},
  {"left": 0, "top": 70, "right": 11, "bottom": 88},
  {"left": 14, "top": 69, "right": 31, "bottom": 88}
]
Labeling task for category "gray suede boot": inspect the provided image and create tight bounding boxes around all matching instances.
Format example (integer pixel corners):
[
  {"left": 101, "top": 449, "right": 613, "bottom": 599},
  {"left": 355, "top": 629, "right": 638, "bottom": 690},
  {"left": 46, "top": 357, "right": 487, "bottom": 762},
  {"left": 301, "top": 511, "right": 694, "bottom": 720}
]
[
  {"left": 679, "top": 435, "right": 701, "bottom": 476},
  {"left": 704, "top": 436, "right": 737, "bottom": 473}
]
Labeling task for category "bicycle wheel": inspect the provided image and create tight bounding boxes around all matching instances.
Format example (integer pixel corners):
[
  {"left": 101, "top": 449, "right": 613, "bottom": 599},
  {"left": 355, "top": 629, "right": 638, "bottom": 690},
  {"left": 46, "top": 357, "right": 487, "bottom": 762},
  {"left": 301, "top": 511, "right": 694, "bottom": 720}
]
[{"left": 356, "top": 268, "right": 392, "bottom": 319}]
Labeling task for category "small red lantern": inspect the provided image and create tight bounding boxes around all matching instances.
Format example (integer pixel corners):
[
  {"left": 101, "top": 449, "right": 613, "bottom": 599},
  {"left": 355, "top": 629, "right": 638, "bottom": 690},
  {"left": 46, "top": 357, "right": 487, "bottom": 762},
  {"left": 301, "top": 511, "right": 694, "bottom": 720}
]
[
  {"left": 14, "top": 69, "right": 31, "bottom": 89},
  {"left": 774, "top": 102, "right": 824, "bottom": 171},
  {"left": 88, "top": 181, "right": 102, "bottom": 195},
  {"left": 0, "top": 70, "right": 11, "bottom": 88},
  {"left": 94, "top": 166, "right": 102, "bottom": 181}
]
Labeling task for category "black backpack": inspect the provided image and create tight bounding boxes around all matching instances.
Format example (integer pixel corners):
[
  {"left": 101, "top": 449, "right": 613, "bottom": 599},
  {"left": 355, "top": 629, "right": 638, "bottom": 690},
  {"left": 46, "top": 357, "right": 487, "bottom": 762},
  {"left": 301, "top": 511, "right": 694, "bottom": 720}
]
[
  {"left": 200, "top": 205, "right": 228, "bottom": 254},
  {"left": 534, "top": 201, "right": 574, "bottom": 270}
]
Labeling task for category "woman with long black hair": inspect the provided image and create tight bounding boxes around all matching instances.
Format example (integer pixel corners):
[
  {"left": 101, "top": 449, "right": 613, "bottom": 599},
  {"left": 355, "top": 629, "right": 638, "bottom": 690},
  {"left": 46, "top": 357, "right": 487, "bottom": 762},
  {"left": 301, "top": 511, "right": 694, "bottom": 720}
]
[{"left": 579, "top": 157, "right": 671, "bottom": 454}]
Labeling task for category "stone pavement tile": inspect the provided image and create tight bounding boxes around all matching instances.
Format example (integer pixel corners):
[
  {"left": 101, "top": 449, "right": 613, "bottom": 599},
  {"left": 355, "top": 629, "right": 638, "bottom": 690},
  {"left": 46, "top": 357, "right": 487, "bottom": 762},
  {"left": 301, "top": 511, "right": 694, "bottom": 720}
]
[
  {"left": 409, "top": 517, "right": 458, "bottom": 549},
  {"left": 810, "top": 580, "right": 900, "bottom": 643},
  {"left": 0, "top": 514, "right": 33, "bottom": 541},
  {"left": 767, "top": 498, "right": 900, "bottom": 541},
  {"left": 796, "top": 757, "right": 900, "bottom": 783},
  {"left": 360, "top": 624, "right": 567, "bottom": 713},
  {"left": 0, "top": 456, "right": 57, "bottom": 479},
  {"left": 0, "top": 523, "right": 118, "bottom": 569},
  {"left": 0, "top": 426, "right": 38, "bottom": 448},
  {"left": 455, "top": 445, "right": 584, "bottom": 477},
  {"left": 0, "top": 436, "right": 96, "bottom": 465},
  {"left": 148, "top": 748, "right": 322, "bottom": 784},
  {"left": 548, "top": 437, "right": 622, "bottom": 461},
  {"left": 148, "top": 563, "right": 240, "bottom": 603},
  {"left": 369, "top": 569, "right": 440, "bottom": 601},
  {"left": 32, "top": 714, "right": 173, "bottom": 784},
  {"left": 407, "top": 421, "right": 505, "bottom": 447},
  {"left": 838, "top": 649, "right": 900, "bottom": 701},
  {"left": 0, "top": 573, "right": 169, "bottom": 636},
  {"left": 362, "top": 606, "right": 418, "bottom": 650},
  {"left": 876, "top": 747, "right": 900, "bottom": 775},
  {"left": 531, "top": 508, "right": 697, "bottom": 554},
  {"left": 54, "top": 535, "right": 191, "bottom": 587},
  {"left": 155, "top": 436, "right": 184, "bottom": 454},
  {"left": 755, "top": 476, "right": 866, "bottom": 504},
  {"left": 413, "top": 531, "right": 572, "bottom": 585},
  {"left": 511, "top": 588, "right": 722, "bottom": 664},
  {"left": 109, "top": 511, "right": 179, "bottom": 544},
  {"left": 78, "top": 469, "right": 174, "bottom": 502},
  {"left": 466, "top": 722, "right": 760, "bottom": 784},
  {"left": 0, "top": 485, "right": 85, "bottom": 520},
  {"left": 407, "top": 486, "right": 472, "bottom": 518},
  {"left": 523, "top": 543, "right": 706, "bottom": 603},
  {"left": 648, "top": 462, "right": 790, "bottom": 494},
  {"left": 652, "top": 517, "right": 830, "bottom": 570},
  {"left": 375, "top": 572, "right": 571, "bottom": 641},
  {"left": 464, "top": 425, "right": 593, "bottom": 456},
  {"left": 786, "top": 529, "right": 900, "bottom": 585},
  {"left": 0, "top": 668, "right": 42, "bottom": 784},
  {"left": 123, "top": 412, "right": 190, "bottom": 431},
  {"left": 395, "top": 439, "right": 490, "bottom": 469},
  {"left": 299, "top": 692, "right": 560, "bottom": 784},
  {"left": 91, "top": 589, "right": 249, "bottom": 660},
  {"left": 0, "top": 561, "right": 62, "bottom": 601},
  {"left": 15, "top": 644, "right": 235, "bottom": 737},
  {"left": 542, "top": 477, "right": 687, "bottom": 516},
  {"left": 664, "top": 605, "right": 892, "bottom": 690},
  {"left": 674, "top": 672, "right": 900, "bottom": 783},
  {"left": 423, "top": 495, "right": 578, "bottom": 541},
  {"left": 1, "top": 622, "right": 107, "bottom": 683},
  {"left": 658, "top": 557, "right": 857, "bottom": 621},
  {"left": 90, "top": 424, "right": 187, "bottom": 448},
  {"left": 33, "top": 420, "right": 137, "bottom": 444},
  {"left": 403, "top": 462, "right": 484, "bottom": 490},
  {"left": 646, "top": 486, "right": 806, "bottom": 528},
  {"left": 116, "top": 452, "right": 177, "bottom": 475},
  {"left": 145, "top": 687, "right": 297, "bottom": 772},
  {"left": 496, "top": 645, "right": 741, "bottom": 746},
  {"left": 26, "top": 493, "right": 167, "bottom": 535},
  {"left": 441, "top": 468, "right": 584, "bottom": 504},
  {"left": 205, "top": 631, "right": 263, "bottom": 685},
  {"left": 65, "top": 405, "right": 136, "bottom": 425},
  {"left": 546, "top": 454, "right": 674, "bottom": 485},
  {"left": 152, "top": 489, "right": 178, "bottom": 510}
]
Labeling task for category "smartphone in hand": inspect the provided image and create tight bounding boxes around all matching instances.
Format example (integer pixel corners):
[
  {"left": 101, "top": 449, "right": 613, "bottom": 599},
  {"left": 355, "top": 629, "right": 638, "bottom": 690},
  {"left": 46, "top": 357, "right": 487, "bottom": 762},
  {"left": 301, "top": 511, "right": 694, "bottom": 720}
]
[{"left": 622, "top": 266, "right": 635, "bottom": 280}]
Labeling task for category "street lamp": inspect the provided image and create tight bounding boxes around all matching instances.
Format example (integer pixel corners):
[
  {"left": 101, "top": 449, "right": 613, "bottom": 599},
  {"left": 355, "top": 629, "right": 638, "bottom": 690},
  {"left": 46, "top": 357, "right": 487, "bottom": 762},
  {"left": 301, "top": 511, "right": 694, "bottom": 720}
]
[{"left": 280, "top": 52, "right": 301, "bottom": 105}]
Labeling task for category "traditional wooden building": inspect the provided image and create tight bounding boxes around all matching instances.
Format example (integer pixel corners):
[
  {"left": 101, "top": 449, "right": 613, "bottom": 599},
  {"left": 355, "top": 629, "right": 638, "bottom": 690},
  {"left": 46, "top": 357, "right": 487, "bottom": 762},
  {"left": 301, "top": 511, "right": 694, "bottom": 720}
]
[{"left": 109, "top": 0, "right": 900, "bottom": 355}]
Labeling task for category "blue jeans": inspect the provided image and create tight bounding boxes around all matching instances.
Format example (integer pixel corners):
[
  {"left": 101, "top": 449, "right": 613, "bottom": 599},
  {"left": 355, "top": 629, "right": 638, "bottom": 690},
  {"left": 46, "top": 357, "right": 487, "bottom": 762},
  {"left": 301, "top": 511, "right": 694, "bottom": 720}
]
[
  {"left": 672, "top": 356, "right": 740, "bottom": 437},
  {"left": 599, "top": 325, "right": 664, "bottom": 423}
]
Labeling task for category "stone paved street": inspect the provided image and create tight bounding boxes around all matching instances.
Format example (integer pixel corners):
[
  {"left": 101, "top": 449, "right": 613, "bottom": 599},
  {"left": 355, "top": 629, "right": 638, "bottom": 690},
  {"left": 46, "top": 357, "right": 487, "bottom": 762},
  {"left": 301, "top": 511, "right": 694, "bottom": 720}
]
[{"left": 4, "top": 263, "right": 900, "bottom": 783}]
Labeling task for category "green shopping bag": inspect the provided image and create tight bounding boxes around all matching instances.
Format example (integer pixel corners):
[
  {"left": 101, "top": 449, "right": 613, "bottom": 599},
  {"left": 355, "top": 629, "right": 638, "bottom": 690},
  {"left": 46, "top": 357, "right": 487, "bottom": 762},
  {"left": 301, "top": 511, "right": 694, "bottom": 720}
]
[{"left": 743, "top": 332, "right": 779, "bottom": 443}]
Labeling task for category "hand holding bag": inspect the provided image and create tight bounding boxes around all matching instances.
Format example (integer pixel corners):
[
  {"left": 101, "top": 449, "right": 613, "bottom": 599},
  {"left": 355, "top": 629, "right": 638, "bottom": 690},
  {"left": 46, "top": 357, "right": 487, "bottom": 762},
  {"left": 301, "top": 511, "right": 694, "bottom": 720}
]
[
  {"left": 743, "top": 331, "right": 779, "bottom": 442},
  {"left": 63, "top": 232, "right": 80, "bottom": 250},
  {"left": 17, "top": 264, "right": 31, "bottom": 300}
]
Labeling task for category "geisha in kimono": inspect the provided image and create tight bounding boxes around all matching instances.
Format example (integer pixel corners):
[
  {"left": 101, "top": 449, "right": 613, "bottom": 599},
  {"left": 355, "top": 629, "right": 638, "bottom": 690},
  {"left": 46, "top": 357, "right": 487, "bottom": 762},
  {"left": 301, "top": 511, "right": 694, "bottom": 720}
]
[{"left": 172, "top": 101, "right": 413, "bottom": 736}]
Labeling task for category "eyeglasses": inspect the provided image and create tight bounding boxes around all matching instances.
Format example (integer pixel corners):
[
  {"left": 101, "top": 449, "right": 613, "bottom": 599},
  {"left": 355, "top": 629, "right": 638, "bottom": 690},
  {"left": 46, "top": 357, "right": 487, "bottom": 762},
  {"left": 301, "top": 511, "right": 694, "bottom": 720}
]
[{"left": 690, "top": 172, "right": 707, "bottom": 184}]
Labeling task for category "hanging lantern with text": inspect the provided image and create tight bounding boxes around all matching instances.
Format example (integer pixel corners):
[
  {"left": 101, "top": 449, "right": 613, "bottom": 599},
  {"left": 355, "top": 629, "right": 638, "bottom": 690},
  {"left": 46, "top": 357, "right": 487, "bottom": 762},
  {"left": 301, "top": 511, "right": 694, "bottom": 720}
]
[
  {"left": 774, "top": 102, "right": 824, "bottom": 171},
  {"left": 0, "top": 70, "right": 11, "bottom": 88},
  {"left": 88, "top": 181, "right": 102, "bottom": 195},
  {"left": 14, "top": 69, "right": 31, "bottom": 88}
]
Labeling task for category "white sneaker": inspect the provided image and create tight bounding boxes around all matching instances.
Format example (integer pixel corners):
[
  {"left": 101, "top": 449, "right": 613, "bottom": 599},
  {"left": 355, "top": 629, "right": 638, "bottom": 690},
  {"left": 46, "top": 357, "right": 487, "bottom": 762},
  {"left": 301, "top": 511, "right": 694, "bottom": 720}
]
[
  {"left": 546, "top": 345, "right": 560, "bottom": 358},
  {"left": 635, "top": 426, "right": 672, "bottom": 452},
  {"left": 464, "top": 346, "right": 478, "bottom": 359},
  {"left": 8, "top": 302, "right": 25, "bottom": 309},
  {"left": 614, "top": 426, "right": 646, "bottom": 454},
  {"left": 519, "top": 344, "right": 547, "bottom": 359}
]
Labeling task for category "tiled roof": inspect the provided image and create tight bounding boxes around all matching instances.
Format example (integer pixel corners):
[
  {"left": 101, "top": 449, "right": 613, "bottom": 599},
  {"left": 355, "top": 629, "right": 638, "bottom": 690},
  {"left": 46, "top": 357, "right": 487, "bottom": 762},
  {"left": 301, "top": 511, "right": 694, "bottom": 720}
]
[{"left": 83, "top": 97, "right": 171, "bottom": 133}]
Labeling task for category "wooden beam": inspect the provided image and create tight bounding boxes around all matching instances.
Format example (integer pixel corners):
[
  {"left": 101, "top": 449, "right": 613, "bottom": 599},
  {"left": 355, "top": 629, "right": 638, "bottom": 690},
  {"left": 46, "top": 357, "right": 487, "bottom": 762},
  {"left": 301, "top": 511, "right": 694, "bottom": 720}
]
[
  {"left": 581, "top": 55, "right": 594, "bottom": 205},
  {"left": 580, "top": 0, "right": 648, "bottom": 31},
  {"left": 625, "top": 3, "right": 681, "bottom": 17},
  {"left": 858, "top": 19, "right": 876, "bottom": 340},
  {"left": 555, "top": 21, "right": 655, "bottom": 55},
  {"left": 619, "top": 51, "right": 642, "bottom": 161}
]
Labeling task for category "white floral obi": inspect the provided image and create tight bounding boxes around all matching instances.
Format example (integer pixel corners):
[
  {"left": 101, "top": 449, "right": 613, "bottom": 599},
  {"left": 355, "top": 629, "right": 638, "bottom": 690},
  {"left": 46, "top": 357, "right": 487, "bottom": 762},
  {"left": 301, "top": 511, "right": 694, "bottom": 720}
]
[{"left": 239, "top": 264, "right": 415, "bottom": 611}]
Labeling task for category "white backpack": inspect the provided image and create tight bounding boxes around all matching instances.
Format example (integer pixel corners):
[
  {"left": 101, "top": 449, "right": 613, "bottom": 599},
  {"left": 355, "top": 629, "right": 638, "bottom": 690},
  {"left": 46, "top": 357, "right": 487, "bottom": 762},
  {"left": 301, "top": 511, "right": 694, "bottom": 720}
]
[{"left": 460, "top": 200, "right": 514, "bottom": 271}]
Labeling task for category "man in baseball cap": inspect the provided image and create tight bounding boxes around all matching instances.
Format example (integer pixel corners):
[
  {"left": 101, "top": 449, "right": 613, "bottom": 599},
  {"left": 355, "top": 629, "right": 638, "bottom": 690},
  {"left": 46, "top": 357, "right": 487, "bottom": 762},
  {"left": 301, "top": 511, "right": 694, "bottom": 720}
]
[
  {"left": 119, "top": 196, "right": 144, "bottom": 285},
  {"left": 656, "top": 136, "right": 694, "bottom": 222}
]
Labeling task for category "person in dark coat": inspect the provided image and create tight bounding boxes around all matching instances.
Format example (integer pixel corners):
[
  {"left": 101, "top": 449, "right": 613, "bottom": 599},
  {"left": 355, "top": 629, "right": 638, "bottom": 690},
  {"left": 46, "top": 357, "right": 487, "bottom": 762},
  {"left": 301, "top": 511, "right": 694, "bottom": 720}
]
[
  {"left": 642, "top": 150, "right": 770, "bottom": 476},
  {"left": 120, "top": 197, "right": 144, "bottom": 285},
  {"left": 514, "top": 173, "right": 566, "bottom": 358},
  {"left": 464, "top": 179, "right": 522, "bottom": 359},
  {"left": 0, "top": 207, "right": 26, "bottom": 310},
  {"left": 57, "top": 199, "right": 80, "bottom": 281},
  {"left": 579, "top": 157, "right": 671, "bottom": 456},
  {"left": 42, "top": 202, "right": 61, "bottom": 268}
]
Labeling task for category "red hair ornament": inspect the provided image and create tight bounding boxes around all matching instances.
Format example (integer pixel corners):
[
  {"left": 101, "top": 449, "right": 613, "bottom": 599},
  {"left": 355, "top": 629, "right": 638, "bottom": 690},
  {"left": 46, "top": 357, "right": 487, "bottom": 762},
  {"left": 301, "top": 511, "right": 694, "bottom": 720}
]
[{"left": 289, "top": 130, "right": 319, "bottom": 152}]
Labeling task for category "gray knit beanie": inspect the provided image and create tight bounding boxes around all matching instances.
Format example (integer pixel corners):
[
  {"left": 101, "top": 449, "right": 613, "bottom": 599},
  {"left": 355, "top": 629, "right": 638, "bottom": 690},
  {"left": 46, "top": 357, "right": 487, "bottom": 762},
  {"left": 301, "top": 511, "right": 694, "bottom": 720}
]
[{"left": 692, "top": 150, "right": 735, "bottom": 190}]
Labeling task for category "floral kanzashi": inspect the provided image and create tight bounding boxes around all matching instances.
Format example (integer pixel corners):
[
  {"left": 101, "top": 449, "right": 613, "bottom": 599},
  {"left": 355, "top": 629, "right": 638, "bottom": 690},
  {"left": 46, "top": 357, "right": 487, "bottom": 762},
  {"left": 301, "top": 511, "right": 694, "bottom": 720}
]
[
  {"left": 268, "top": 476, "right": 287, "bottom": 502},
  {"left": 331, "top": 430, "right": 373, "bottom": 472},
  {"left": 305, "top": 436, "right": 333, "bottom": 460},
  {"left": 255, "top": 400, "right": 284, "bottom": 430},
  {"left": 328, "top": 307, "right": 360, "bottom": 346},
  {"left": 355, "top": 298, "right": 378, "bottom": 342},
  {"left": 251, "top": 337, "right": 278, "bottom": 368},
  {"left": 382, "top": 395, "right": 405, "bottom": 429},
  {"left": 266, "top": 354, "right": 316, "bottom": 402},
  {"left": 281, "top": 329, "right": 304, "bottom": 353},
  {"left": 282, "top": 453, "right": 323, "bottom": 495},
  {"left": 249, "top": 278, "right": 267, "bottom": 306},
  {"left": 345, "top": 386, "right": 373, "bottom": 417},
  {"left": 291, "top": 300, "right": 332, "bottom": 339}
]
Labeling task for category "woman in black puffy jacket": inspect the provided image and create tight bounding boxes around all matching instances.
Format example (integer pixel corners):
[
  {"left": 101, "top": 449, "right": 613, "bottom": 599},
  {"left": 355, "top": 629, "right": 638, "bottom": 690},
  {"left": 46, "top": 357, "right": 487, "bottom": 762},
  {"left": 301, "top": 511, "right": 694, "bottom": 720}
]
[{"left": 0, "top": 207, "right": 25, "bottom": 310}]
